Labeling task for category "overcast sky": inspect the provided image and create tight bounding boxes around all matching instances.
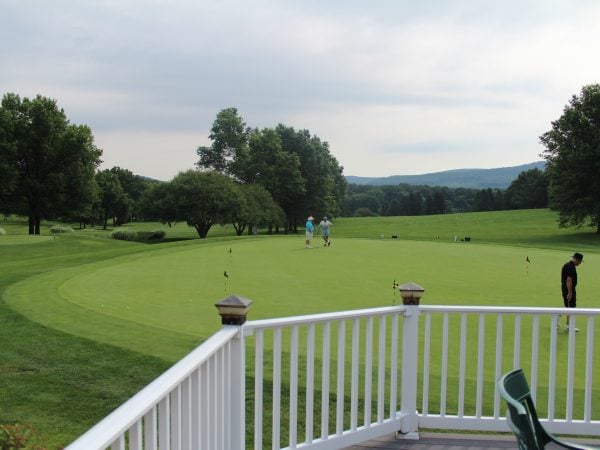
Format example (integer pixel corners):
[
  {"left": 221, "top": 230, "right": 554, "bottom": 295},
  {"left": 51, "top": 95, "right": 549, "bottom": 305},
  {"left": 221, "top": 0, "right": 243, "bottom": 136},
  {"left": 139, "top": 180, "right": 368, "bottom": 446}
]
[{"left": 2, "top": 0, "right": 599, "bottom": 180}]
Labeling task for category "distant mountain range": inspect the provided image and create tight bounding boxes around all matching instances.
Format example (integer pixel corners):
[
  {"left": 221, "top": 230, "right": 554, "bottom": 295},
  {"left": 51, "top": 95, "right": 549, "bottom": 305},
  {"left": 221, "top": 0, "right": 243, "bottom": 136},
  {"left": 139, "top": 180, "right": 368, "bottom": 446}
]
[{"left": 345, "top": 161, "right": 546, "bottom": 189}]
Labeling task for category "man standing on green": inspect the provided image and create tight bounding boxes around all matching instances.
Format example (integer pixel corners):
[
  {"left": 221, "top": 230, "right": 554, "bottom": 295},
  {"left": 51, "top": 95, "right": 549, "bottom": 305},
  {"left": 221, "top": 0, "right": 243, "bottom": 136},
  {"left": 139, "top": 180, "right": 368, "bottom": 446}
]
[
  {"left": 560, "top": 252, "right": 583, "bottom": 332},
  {"left": 305, "top": 216, "right": 314, "bottom": 248},
  {"left": 318, "top": 216, "right": 333, "bottom": 246}
]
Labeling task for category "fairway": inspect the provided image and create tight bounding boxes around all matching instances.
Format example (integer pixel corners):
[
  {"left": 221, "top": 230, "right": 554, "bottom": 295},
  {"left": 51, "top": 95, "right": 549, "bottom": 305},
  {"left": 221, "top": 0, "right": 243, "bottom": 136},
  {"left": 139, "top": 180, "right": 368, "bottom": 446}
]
[{"left": 5, "top": 236, "right": 598, "bottom": 360}]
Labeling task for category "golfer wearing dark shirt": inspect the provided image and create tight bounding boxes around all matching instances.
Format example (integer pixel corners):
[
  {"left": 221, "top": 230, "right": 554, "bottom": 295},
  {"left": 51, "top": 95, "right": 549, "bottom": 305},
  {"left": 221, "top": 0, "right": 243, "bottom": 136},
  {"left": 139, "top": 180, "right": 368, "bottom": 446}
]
[{"left": 560, "top": 252, "right": 583, "bottom": 331}]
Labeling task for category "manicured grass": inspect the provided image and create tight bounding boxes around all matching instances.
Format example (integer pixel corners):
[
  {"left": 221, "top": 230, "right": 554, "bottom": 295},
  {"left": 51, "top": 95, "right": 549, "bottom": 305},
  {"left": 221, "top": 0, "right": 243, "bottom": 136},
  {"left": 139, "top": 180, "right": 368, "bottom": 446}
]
[
  {"left": 6, "top": 236, "right": 600, "bottom": 360},
  {"left": 1, "top": 210, "right": 599, "bottom": 447}
]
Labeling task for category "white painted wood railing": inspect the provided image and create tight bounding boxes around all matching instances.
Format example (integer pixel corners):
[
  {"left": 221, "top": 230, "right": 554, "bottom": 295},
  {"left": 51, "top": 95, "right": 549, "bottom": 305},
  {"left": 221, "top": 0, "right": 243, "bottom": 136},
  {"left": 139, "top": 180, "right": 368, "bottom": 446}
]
[{"left": 66, "top": 303, "right": 600, "bottom": 450}]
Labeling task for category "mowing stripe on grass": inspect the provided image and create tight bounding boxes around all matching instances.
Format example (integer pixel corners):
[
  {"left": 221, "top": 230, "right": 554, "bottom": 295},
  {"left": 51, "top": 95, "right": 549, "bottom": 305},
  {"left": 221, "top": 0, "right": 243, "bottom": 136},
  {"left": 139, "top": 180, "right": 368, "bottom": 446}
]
[{"left": 5, "top": 237, "right": 598, "bottom": 361}]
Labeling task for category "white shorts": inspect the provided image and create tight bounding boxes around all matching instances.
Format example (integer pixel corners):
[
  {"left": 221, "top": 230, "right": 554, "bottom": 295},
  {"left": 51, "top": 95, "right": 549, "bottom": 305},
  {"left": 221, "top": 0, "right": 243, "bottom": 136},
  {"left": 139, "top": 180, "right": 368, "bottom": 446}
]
[{"left": 306, "top": 231, "right": 313, "bottom": 239}]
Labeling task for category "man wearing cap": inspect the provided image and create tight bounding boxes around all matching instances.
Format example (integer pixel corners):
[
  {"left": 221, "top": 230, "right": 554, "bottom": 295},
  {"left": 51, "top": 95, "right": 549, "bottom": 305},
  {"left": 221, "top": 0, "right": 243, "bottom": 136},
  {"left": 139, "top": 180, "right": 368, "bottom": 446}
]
[
  {"left": 305, "top": 216, "right": 314, "bottom": 248},
  {"left": 560, "top": 252, "right": 584, "bottom": 331}
]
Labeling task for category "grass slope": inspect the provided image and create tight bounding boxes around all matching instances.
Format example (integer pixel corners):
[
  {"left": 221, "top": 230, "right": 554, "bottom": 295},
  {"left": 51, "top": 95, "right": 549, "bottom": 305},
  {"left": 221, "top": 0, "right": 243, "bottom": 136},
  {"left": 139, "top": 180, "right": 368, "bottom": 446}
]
[{"left": 0, "top": 210, "right": 598, "bottom": 447}]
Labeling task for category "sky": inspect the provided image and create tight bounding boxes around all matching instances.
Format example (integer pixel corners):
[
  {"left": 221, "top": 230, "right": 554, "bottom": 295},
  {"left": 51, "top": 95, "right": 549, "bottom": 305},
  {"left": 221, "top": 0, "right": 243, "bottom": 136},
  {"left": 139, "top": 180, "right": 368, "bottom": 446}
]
[{"left": 2, "top": 0, "right": 600, "bottom": 181}]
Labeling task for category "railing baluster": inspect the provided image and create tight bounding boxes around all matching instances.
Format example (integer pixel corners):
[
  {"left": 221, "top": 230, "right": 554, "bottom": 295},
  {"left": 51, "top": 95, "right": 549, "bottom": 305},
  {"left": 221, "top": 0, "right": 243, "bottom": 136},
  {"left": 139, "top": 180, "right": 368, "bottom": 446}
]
[
  {"left": 306, "top": 324, "right": 315, "bottom": 444},
  {"left": 364, "top": 316, "right": 373, "bottom": 427},
  {"left": 389, "top": 314, "right": 398, "bottom": 420},
  {"left": 513, "top": 315, "right": 521, "bottom": 369},
  {"left": 422, "top": 312, "right": 431, "bottom": 416},
  {"left": 377, "top": 316, "right": 386, "bottom": 423},
  {"left": 200, "top": 358, "right": 209, "bottom": 450},
  {"left": 110, "top": 436, "right": 124, "bottom": 450},
  {"left": 530, "top": 315, "right": 540, "bottom": 404},
  {"left": 440, "top": 313, "right": 449, "bottom": 416},
  {"left": 548, "top": 315, "right": 559, "bottom": 420},
  {"left": 144, "top": 406, "right": 157, "bottom": 450},
  {"left": 216, "top": 348, "right": 223, "bottom": 450},
  {"left": 475, "top": 314, "right": 485, "bottom": 418},
  {"left": 171, "top": 385, "right": 181, "bottom": 450},
  {"left": 336, "top": 319, "right": 346, "bottom": 435},
  {"left": 181, "top": 377, "right": 191, "bottom": 450},
  {"left": 321, "top": 321, "right": 331, "bottom": 440},
  {"left": 458, "top": 313, "right": 467, "bottom": 417},
  {"left": 351, "top": 318, "right": 360, "bottom": 430},
  {"left": 129, "top": 420, "right": 142, "bottom": 450},
  {"left": 566, "top": 317, "right": 577, "bottom": 421},
  {"left": 493, "top": 315, "right": 503, "bottom": 418},
  {"left": 290, "top": 325, "right": 299, "bottom": 448},
  {"left": 158, "top": 395, "right": 169, "bottom": 450},
  {"left": 272, "top": 327, "right": 282, "bottom": 450},
  {"left": 191, "top": 369, "right": 200, "bottom": 450},
  {"left": 209, "top": 355, "right": 216, "bottom": 450},
  {"left": 585, "top": 317, "right": 594, "bottom": 422},
  {"left": 222, "top": 343, "right": 230, "bottom": 450},
  {"left": 254, "top": 329, "right": 264, "bottom": 450}
]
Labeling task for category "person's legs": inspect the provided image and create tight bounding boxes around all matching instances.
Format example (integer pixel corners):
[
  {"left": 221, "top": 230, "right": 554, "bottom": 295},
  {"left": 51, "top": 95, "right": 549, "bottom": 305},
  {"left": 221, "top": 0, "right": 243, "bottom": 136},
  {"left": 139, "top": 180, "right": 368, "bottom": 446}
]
[{"left": 566, "top": 298, "right": 578, "bottom": 331}]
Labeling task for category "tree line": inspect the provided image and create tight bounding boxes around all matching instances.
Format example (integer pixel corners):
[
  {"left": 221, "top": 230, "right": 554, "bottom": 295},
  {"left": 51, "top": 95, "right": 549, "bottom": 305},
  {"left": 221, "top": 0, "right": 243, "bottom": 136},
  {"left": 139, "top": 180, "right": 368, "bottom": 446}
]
[
  {"left": 0, "top": 96, "right": 346, "bottom": 238},
  {"left": 342, "top": 167, "right": 549, "bottom": 217},
  {"left": 2, "top": 84, "right": 599, "bottom": 235}
]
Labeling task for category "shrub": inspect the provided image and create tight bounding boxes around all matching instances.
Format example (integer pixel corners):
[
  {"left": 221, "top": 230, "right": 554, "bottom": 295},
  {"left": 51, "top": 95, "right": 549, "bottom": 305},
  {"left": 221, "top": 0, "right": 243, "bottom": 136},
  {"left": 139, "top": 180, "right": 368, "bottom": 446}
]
[
  {"left": 110, "top": 228, "right": 137, "bottom": 241},
  {"left": 0, "top": 423, "right": 47, "bottom": 449},
  {"left": 49, "top": 225, "right": 74, "bottom": 234},
  {"left": 148, "top": 229, "right": 166, "bottom": 240},
  {"left": 354, "top": 207, "right": 377, "bottom": 217},
  {"left": 0, "top": 228, "right": 6, "bottom": 236}
]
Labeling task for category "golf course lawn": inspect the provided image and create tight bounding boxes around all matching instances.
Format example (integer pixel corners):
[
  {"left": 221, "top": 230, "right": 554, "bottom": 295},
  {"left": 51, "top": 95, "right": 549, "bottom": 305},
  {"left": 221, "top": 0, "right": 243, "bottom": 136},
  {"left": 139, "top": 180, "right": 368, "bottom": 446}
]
[
  {"left": 5, "top": 236, "right": 599, "bottom": 362},
  {"left": 1, "top": 210, "right": 599, "bottom": 447}
]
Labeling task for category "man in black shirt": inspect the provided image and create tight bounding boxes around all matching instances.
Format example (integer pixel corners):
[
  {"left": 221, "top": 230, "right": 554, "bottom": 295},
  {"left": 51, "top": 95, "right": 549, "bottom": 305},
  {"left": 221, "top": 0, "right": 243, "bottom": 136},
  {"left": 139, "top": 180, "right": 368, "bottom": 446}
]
[{"left": 560, "top": 252, "right": 584, "bottom": 331}]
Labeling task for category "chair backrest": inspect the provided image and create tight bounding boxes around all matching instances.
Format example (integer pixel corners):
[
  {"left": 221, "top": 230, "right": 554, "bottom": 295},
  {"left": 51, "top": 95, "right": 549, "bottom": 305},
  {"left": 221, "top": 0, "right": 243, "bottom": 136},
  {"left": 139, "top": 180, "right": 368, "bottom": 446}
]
[{"left": 498, "top": 369, "right": 553, "bottom": 450}]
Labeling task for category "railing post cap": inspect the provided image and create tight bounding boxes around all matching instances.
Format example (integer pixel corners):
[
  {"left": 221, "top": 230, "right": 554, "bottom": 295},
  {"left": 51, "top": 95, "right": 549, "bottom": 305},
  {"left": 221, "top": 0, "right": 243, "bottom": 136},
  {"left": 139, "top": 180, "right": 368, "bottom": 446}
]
[
  {"left": 398, "top": 282, "right": 424, "bottom": 305},
  {"left": 215, "top": 295, "right": 253, "bottom": 325}
]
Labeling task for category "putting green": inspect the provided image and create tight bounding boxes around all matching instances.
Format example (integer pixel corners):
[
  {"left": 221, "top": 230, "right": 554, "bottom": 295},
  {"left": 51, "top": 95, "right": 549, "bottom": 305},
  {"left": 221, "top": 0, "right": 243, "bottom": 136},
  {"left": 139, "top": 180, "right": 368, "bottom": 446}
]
[{"left": 4, "top": 237, "right": 597, "bottom": 360}]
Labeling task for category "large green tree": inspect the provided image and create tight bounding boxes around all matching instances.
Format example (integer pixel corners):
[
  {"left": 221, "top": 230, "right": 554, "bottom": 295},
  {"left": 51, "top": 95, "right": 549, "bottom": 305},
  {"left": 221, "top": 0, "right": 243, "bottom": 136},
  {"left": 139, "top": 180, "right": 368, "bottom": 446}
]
[
  {"left": 196, "top": 107, "right": 249, "bottom": 176},
  {"left": 275, "top": 125, "right": 346, "bottom": 231},
  {"left": 95, "top": 170, "right": 131, "bottom": 229},
  {"left": 0, "top": 93, "right": 102, "bottom": 234},
  {"left": 506, "top": 168, "right": 548, "bottom": 210},
  {"left": 540, "top": 84, "right": 600, "bottom": 233},
  {"left": 196, "top": 109, "right": 346, "bottom": 233},
  {"left": 169, "top": 170, "right": 244, "bottom": 238},
  {"left": 231, "top": 183, "right": 284, "bottom": 236}
]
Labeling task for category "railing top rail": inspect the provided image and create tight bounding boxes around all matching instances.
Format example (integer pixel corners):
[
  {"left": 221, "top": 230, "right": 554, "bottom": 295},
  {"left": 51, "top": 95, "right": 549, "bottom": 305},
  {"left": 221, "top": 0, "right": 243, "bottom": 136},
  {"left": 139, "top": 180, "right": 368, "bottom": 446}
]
[
  {"left": 243, "top": 305, "right": 407, "bottom": 334},
  {"left": 419, "top": 305, "right": 600, "bottom": 315},
  {"left": 65, "top": 326, "right": 239, "bottom": 450},
  {"left": 243, "top": 305, "right": 600, "bottom": 334}
]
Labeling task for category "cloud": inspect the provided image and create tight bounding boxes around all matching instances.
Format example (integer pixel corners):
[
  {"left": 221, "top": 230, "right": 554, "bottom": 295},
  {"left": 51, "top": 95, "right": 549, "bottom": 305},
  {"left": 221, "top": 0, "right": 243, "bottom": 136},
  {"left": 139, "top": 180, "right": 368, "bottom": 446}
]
[{"left": 2, "top": 0, "right": 600, "bottom": 178}]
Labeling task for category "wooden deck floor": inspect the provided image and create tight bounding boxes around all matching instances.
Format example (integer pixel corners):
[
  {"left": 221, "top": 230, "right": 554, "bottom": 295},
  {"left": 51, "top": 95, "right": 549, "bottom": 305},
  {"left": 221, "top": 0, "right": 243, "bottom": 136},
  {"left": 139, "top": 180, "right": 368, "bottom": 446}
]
[{"left": 345, "top": 432, "right": 600, "bottom": 449}]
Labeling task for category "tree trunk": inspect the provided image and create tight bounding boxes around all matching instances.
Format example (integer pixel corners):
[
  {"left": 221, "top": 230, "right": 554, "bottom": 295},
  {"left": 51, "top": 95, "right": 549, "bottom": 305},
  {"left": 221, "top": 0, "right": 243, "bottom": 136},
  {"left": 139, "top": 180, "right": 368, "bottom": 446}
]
[
  {"left": 233, "top": 222, "right": 245, "bottom": 236},
  {"left": 28, "top": 215, "right": 35, "bottom": 235},
  {"left": 247, "top": 224, "right": 253, "bottom": 236},
  {"left": 194, "top": 221, "right": 212, "bottom": 239},
  {"left": 35, "top": 216, "right": 41, "bottom": 235}
]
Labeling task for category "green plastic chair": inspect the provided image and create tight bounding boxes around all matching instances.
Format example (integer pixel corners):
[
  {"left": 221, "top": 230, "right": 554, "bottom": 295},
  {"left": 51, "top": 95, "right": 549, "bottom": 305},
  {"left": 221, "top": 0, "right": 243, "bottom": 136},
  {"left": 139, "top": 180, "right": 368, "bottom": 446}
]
[{"left": 498, "top": 368, "right": 599, "bottom": 449}]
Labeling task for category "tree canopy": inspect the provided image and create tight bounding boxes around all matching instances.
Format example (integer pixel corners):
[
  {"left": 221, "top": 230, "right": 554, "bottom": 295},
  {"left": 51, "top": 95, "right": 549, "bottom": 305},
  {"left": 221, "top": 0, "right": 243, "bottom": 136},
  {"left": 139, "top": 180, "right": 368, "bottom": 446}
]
[
  {"left": 0, "top": 93, "right": 102, "bottom": 233},
  {"left": 168, "top": 170, "right": 244, "bottom": 238},
  {"left": 197, "top": 108, "right": 346, "bottom": 232},
  {"left": 540, "top": 84, "right": 600, "bottom": 233}
]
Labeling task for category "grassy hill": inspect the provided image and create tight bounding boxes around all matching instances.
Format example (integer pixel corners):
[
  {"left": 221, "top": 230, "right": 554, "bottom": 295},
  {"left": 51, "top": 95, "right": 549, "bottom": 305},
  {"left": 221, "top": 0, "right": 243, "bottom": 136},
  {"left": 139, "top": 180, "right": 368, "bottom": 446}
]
[{"left": 0, "top": 210, "right": 598, "bottom": 447}]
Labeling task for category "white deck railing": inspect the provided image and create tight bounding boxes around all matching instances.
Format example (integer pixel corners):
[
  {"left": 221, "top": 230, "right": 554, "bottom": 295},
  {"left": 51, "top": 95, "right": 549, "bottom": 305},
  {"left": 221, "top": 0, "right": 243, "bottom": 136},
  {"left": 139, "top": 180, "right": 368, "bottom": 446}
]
[{"left": 66, "top": 301, "right": 600, "bottom": 450}]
